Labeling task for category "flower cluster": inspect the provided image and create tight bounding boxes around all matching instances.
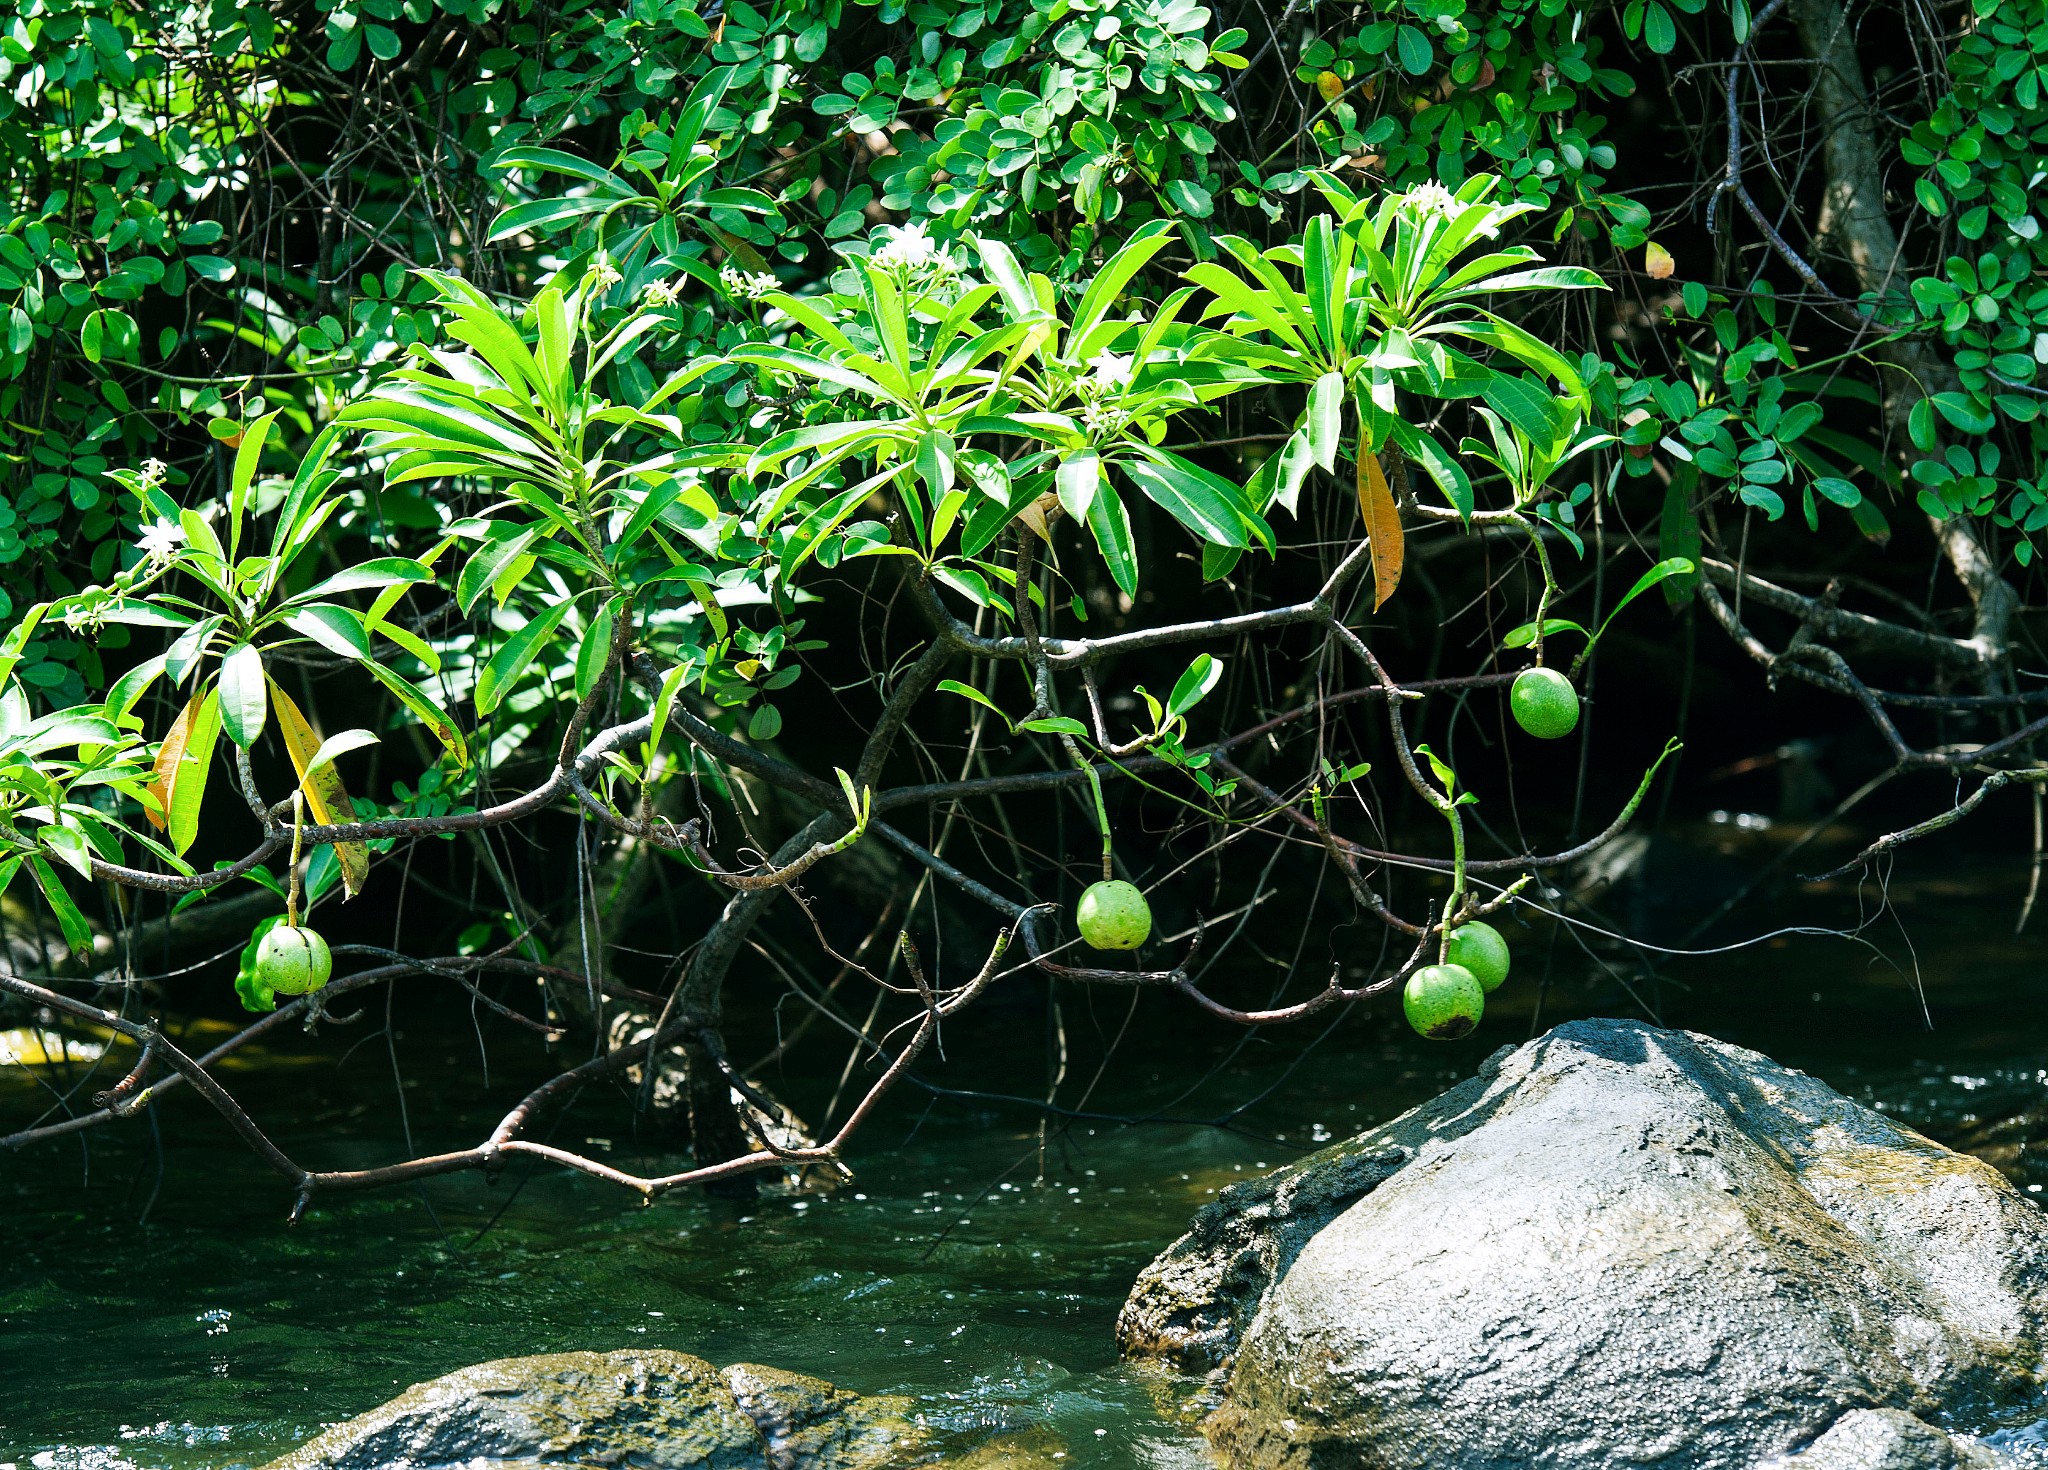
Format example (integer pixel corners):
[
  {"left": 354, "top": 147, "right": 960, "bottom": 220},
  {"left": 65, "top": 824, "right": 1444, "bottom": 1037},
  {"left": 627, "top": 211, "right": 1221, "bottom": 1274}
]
[
  {"left": 1403, "top": 181, "right": 1462, "bottom": 219},
  {"left": 719, "top": 265, "right": 780, "bottom": 300}
]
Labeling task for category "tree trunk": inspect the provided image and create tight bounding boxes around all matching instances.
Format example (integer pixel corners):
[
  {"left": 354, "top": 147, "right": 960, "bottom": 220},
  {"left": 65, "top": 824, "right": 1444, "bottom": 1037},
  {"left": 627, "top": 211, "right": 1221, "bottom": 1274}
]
[{"left": 1790, "top": 0, "right": 2017, "bottom": 675}]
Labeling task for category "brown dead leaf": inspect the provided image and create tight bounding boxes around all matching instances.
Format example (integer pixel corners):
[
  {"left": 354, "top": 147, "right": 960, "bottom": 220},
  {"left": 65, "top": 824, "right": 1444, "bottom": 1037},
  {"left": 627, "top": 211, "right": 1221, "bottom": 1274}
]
[{"left": 1358, "top": 451, "right": 1405, "bottom": 612}]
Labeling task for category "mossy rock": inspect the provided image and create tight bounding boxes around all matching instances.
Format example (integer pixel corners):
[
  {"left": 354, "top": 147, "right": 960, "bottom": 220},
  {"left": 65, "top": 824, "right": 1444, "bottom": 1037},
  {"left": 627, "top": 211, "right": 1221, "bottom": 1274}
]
[{"left": 264, "top": 1349, "right": 1029, "bottom": 1469}]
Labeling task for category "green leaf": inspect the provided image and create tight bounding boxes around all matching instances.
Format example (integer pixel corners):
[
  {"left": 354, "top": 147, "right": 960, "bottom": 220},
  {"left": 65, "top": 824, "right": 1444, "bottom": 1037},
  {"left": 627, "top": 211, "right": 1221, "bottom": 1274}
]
[
  {"left": 1085, "top": 484, "right": 1140, "bottom": 596},
  {"left": 167, "top": 691, "right": 222, "bottom": 856},
  {"left": 30, "top": 856, "right": 93, "bottom": 960},
  {"left": 457, "top": 526, "right": 542, "bottom": 614},
  {"left": 1643, "top": 1, "right": 1676, "bottom": 51},
  {"left": 290, "top": 558, "right": 433, "bottom": 605},
  {"left": 1167, "top": 654, "right": 1224, "bottom": 718},
  {"left": 1057, "top": 450, "right": 1103, "bottom": 524},
  {"left": 218, "top": 643, "right": 268, "bottom": 749},
  {"left": 1306, "top": 371, "right": 1344, "bottom": 472},
  {"left": 643, "top": 661, "right": 693, "bottom": 767},
  {"left": 747, "top": 704, "right": 784, "bottom": 741},
  {"left": 1395, "top": 23, "right": 1432, "bottom": 73},
  {"left": 474, "top": 597, "right": 577, "bottom": 715},
  {"left": 576, "top": 596, "right": 622, "bottom": 702},
  {"left": 936, "top": 678, "right": 1014, "bottom": 732},
  {"left": 1019, "top": 715, "right": 1089, "bottom": 736},
  {"left": 1591, "top": 557, "right": 1696, "bottom": 644},
  {"left": 283, "top": 605, "right": 372, "bottom": 660},
  {"left": 1203, "top": 544, "right": 1243, "bottom": 581},
  {"left": 361, "top": 661, "right": 468, "bottom": 764},
  {"left": 1122, "top": 448, "right": 1267, "bottom": 550},
  {"left": 228, "top": 410, "right": 280, "bottom": 559},
  {"left": 301, "top": 727, "right": 380, "bottom": 775},
  {"left": 1502, "top": 618, "right": 1591, "bottom": 649}
]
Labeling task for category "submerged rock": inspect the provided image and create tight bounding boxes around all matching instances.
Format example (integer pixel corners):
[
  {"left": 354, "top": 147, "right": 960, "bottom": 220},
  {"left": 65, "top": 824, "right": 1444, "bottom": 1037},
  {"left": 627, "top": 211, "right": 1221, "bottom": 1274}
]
[
  {"left": 264, "top": 1348, "right": 1038, "bottom": 1469},
  {"left": 1121, "top": 1018, "right": 2048, "bottom": 1469}
]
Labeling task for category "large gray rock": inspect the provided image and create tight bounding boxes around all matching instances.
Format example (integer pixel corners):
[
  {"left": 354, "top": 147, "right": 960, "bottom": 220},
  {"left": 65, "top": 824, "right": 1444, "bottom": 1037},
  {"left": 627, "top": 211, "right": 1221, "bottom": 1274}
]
[
  {"left": 263, "top": 1349, "right": 963, "bottom": 1469},
  {"left": 1122, "top": 1019, "right": 2048, "bottom": 1470},
  {"left": 1758, "top": 1409, "right": 2012, "bottom": 1469}
]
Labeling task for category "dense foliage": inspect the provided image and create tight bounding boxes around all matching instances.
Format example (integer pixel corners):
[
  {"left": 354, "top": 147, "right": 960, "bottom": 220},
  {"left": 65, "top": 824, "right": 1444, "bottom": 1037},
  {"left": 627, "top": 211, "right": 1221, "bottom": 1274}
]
[{"left": 4, "top": 0, "right": 2043, "bottom": 1202}]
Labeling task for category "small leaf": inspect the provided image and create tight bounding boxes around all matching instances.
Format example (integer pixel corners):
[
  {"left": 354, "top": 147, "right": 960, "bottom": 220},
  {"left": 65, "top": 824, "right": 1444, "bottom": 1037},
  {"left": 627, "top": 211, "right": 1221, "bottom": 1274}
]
[
  {"left": 1644, "top": 242, "right": 1675, "bottom": 279},
  {"left": 1167, "top": 654, "right": 1224, "bottom": 718},
  {"left": 1019, "top": 715, "right": 1090, "bottom": 737},
  {"left": 937, "top": 678, "right": 1014, "bottom": 732},
  {"left": 748, "top": 703, "right": 783, "bottom": 741},
  {"left": 1502, "top": 618, "right": 1591, "bottom": 649}
]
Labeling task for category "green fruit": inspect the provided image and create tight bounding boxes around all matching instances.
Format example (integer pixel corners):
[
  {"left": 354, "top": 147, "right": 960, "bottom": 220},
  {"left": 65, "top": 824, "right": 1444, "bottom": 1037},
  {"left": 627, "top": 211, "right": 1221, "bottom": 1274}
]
[
  {"left": 1511, "top": 666, "right": 1580, "bottom": 739},
  {"left": 1076, "top": 880, "right": 1152, "bottom": 951},
  {"left": 1403, "top": 963, "right": 1484, "bottom": 1040},
  {"left": 255, "top": 924, "right": 332, "bottom": 996},
  {"left": 1443, "top": 921, "right": 1511, "bottom": 992}
]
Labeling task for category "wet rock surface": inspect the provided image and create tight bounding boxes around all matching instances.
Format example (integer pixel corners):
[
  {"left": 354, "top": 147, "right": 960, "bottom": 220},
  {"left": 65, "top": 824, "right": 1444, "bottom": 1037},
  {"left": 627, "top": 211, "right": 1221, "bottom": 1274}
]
[
  {"left": 1122, "top": 1018, "right": 2048, "bottom": 1469},
  {"left": 264, "top": 1348, "right": 1033, "bottom": 1469}
]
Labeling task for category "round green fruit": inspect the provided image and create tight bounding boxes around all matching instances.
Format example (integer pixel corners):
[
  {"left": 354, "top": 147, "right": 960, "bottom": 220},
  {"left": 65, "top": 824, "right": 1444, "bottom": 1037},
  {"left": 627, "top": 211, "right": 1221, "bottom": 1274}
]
[
  {"left": 1511, "top": 666, "right": 1580, "bottom": 739},
  {"left": 1443, "top": 921, "right": 1511, "bottom": 993},
  {"left": 1076, "top": 880, "right": 1152, "bottom": 951},
  {"left": 256, "top": 924, "right": 332, "bottom": 996},
  {"left": 1403, "top": 963, "right": 1484, "bottom": 1040}
]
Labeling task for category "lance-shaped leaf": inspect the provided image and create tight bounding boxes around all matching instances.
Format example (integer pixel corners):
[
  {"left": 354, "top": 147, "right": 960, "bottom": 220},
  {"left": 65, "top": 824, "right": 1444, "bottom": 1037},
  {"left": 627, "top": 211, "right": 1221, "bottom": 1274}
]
[
  {"left": 219, "top": 643, "right": 268, "bottom": 748},
  {"left": 269, "top": 680, "right": 369, "bottom": 900},
  {"left": 30, "top": 855, "right": 93, "bottom": 960},
  {"left": 475, "top": 597, "right": 577, "bottom": 715},
  {"left": 147, "top": 690, "right": 221, "bottom": 855},
  {"left": 1358, "top": 449, "right": 1404, "bottom": 612},
  {"left": 361, "top": 660, "right": 468, "bottom": 765}
]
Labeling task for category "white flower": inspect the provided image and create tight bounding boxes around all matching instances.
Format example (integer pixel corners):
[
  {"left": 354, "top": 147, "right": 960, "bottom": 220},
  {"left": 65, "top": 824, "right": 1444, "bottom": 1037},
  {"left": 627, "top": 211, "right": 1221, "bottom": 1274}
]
[
  {"left": 872, "top": 221, "right": 940, "bottom": 273},
  {"left": 1088, "top": 351, "right": 1133, "bottom": 389},
  {"left": 1404, "top": 180, "right": 1461, "bottom": 219},
  {"left": 138, "top": 458, "right": 168, "bottom": 491},
  {"left": 62, "top": 590, "right": 106, "bottom": 635},
  {"left": 1081, "top": 399, "right": 1131, "bottom": 438},
  {"left": 642, "top": 279, "right": 682, "bottom": 308},
  {"left": 719, "top": 265, "right": 780, "bottom": 301},
  {"left": 588, "top": 256, "right": 623, "bottom": 292},
  {"left": 138, "top": 517, "right": 183, "bottom": 565}
]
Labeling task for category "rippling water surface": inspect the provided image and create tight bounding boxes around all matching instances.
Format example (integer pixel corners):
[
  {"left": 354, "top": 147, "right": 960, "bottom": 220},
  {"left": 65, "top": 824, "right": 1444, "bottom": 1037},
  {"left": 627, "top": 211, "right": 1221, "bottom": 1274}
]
[{"left": 3, "top": 834, "right": 2045, "bottom": 1468}]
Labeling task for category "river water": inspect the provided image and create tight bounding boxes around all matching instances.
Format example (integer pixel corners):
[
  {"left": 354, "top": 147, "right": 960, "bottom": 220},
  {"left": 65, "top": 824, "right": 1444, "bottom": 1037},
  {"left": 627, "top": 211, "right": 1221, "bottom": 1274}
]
[{"left": 3, "top": 829, "right": 2045, "bottom": 1467}]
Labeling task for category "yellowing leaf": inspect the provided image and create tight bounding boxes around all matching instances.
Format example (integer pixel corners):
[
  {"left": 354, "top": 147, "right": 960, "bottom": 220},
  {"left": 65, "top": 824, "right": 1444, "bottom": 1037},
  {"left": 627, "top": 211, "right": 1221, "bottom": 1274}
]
[
  {"left": 1315, "top": 70, "right": 1345, "bottom": 102},
  {"left": 1358, "top": 451, "right": 1405, "bottom": 612},
  {"left": 144, "top": 694, "right": 199, "bottom": 832},
  {"left": 165, "top": 691, "right": 221, "bottom": 857},
  {"left": 269, "top": 679, "right": 368, "bottom": 900},
  {"left": 1644, "top": 241, "right": 1676, "bottom": 280},
  {"left": 685, "top": 579, "right": 729, "bottom": 641}
]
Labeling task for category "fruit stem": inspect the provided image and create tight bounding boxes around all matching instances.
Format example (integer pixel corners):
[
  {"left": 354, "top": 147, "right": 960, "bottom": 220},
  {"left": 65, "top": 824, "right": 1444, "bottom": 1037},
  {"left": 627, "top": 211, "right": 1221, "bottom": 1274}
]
[
  {"left": 287, "top": 790, "right": 305, "bottom": 929},
  {"left": 1057, "top": 730, "right": 1114, "bottom": 881},
  {"left": 1085, "top": 758, "right": 1113, "bottom": 881},
  {"left": 1519, "top": 512, "right": 1560, "bottom": 667},
  {"left": 1439, "top": 795, "right": 1466, "bottom": 963}
]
